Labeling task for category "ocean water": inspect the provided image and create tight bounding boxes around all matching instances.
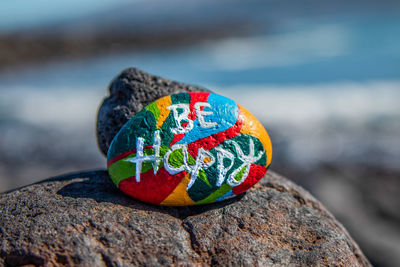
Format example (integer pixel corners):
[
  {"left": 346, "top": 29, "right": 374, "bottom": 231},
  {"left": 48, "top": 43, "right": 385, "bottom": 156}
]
[{"left": 1, "top": 14, "right": 400, "bottom": 87}]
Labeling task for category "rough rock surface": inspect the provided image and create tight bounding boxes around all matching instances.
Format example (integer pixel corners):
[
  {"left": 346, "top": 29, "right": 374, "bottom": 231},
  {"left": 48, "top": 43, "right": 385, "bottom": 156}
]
[
  {"left": 97, "top": 68, "right": 209, "bottom": 156},
  {"left": 0, "top": 170, "right": 370, "bottom": 266}
]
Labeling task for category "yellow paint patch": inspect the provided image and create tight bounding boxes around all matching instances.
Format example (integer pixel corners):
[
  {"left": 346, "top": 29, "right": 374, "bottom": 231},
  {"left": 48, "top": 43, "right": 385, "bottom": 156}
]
[
  {"left": 156, "top": 96, "right": 172, "bottom": 129},
  {"left": 238, "top": 104, "right": 273, "bottom": 166},
  {"left": 160, "top": 173, "right": 195, "bottom": 206}
]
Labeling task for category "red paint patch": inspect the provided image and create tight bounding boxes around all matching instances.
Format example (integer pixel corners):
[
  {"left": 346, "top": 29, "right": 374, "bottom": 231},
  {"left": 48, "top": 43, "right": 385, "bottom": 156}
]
[
  {"left": 170, "top": 133, "right": 185, "bottom": 146},
  {"left": 188, "top": 92, "right": 211, "bottom": 121},
  {"left": 187, "top": 117, "right": 243, "bottom": 158},
  {"left": 118, "top": 168, "right": 187, "bottom": 204},
  {"left": 232, "top": 164, "right": 267, "bottom": 195}
]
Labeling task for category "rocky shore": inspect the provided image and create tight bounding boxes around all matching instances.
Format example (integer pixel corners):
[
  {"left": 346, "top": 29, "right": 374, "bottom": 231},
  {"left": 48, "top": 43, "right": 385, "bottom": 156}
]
[{"left": 0, "top": 170, "right": 370, "bottom": 266}]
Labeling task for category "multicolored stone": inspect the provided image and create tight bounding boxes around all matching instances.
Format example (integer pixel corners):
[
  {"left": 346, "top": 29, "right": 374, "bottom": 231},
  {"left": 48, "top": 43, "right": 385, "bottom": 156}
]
[{"left": 107, "top": 92, "right": 272, "bottom": 206}]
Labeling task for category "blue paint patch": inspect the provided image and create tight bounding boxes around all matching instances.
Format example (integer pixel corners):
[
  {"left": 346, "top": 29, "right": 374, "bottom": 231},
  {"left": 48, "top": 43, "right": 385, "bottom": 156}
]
[
  {"left": 216, "top": 190, "right": 235, "bottom": 202},
  {"left": 176, "top": 93, "right": 239, "bottom": 145}
]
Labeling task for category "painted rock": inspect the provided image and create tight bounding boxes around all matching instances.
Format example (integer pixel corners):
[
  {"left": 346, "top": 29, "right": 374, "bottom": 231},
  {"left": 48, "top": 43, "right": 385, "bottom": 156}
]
[{"left": 107, "top": 92, "right": 272, "bottom": 206}]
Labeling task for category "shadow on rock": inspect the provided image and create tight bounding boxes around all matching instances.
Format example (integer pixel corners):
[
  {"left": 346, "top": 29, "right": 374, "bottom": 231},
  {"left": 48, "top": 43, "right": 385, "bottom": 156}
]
[{"left": 56, "top": 169, "right": 244, "bottom": 220}]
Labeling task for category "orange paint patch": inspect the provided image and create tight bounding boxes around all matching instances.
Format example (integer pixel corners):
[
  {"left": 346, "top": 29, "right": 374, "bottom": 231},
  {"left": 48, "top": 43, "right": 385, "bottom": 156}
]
[
  {"left": 160, "top": 173, "right": 195, "bottom": 206},
  {"left": 156, "top": 96, "right": 172, "bottom": 129},
  {"left": 238, "top": 104, "right": 273, "bottom": 166},
  {"left": 203, "top": 156, "right": 212, "bottom": 163}
]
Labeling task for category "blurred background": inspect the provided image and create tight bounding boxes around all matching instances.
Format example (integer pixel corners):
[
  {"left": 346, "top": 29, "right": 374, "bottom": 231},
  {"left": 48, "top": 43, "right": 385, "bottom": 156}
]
[{"left": 0, "top": 0, "right": 399, "bottom": 265}]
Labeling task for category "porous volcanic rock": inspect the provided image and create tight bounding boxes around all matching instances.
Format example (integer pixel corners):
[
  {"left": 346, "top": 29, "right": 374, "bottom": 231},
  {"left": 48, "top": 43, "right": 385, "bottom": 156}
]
[
  {"left": 97, "top": 68, "right": 209, "bottom": 156},
  {"left": 0, "top": 170, "right": 370, "bottom": 266}
]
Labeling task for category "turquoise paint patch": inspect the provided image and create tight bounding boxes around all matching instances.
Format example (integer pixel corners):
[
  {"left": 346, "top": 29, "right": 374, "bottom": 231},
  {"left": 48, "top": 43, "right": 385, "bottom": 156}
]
[
  {"left": 171, "top": 92, "right": 190, "bottom": 104},
  {"left": 216, "top": 190, "right": 235, "bottom": 202},
  {"left": 176, "top": 93, "right": 239, "bottom": 145}
]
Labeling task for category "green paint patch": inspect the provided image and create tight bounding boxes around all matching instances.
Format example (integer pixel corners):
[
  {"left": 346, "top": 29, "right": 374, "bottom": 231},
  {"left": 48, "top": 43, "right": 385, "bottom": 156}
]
[
  {"left": 168, "top": 148, "right": 185, "bottom": 168},
  {"left": 188, "top": 177, "right": 214, "bottom": 202},
  {"left": 109, "top": 153, "right": 138, "bottom": 186},
  {"left": 109, "top": 146, "right": 169, "bottom": 186},
  {"left": 233, "top": 166, "right": 247, "bottom": 182},
  {"left": 186, "top": 153, "right": 195, "bottom": 165},
  {"left": 198, "top": 170, "right": 211, "bottom": 187},
  {"left": 145, "top": 102, "right": 160, "bottom": 121},
  {"left": 160, "top": 115, "right": 176, "bottom": 146},
  {"left": 195, "top": 184, "right": 232, "bottom": 205}
]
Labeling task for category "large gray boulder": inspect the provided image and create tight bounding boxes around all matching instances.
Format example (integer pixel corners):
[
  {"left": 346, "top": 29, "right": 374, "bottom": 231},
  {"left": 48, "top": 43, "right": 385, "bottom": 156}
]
[
  {"left": 0, "top": 68, "right": 371, "bottom": 266},
  {"left": 96, "top": 68, "right": 209, "bottom": 156},
  {"left": 0, "top": 170, "right": 370, "bottom": 266}
]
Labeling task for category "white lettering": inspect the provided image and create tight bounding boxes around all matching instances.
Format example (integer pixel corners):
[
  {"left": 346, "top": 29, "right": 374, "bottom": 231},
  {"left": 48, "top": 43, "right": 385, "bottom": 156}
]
[
  {"left": 194, "top": 102, "right": 217, "bottom": 128},
  {"left": 124, "top": 130, "right": 162, "bottom": 182},
  {"left": 167, "top": 104, "right": 194, "bottom": 134},
  {"left": 167, "top": 102, "right": 217, "bottom": 133},
  {"left": 226, "top": 139, "right": 264, "bottom": 187},
  {"left": 186, "top": 148, "right": 215, "bottom": 190},
  {"left": 124, "top": 131, "right": 265, "bottom": 189},
  {"left": 214, "top": 146, "right": 235, "bottom": 187},
  {"left": 163, "top": 145, "right": 215, "bottom": 190}
]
